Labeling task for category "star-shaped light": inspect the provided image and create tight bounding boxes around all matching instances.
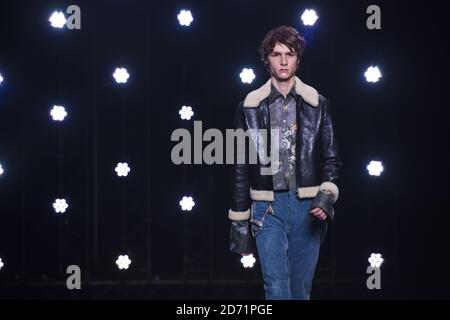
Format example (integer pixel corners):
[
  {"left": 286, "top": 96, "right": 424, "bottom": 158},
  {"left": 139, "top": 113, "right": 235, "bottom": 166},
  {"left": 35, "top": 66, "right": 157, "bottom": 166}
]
[
  {"left": 367, "top": 160, "right": 384, "bottom": 176},
  {"left": 177, "top": 10, "right": 193, "bottom": 26},
  {"left": 50, "top": 105, "right": 68, "bottom": 121},
  {"left": 241, "top": 254, "right": 256, "bottom": 268},
  {"left": 364, "top": 66, "right": 382, "bottom": 83},
  {"left": 0, "top": 73, "right": 4, "bottom": 85},
  {"left": 116, "top": 255, "right": 131, "bottom": 270},
  {"left": 301, "top": 9, "right": 319, "bottom": 26},
  {"left": 53, "top": 198, "right": 69, "bottom": 213},
  {"left": 113, "top": 67, "right": 130, "bottom": 84},
  {"left": 179, "top": 106, "right": 194, "bottom": 120},
  {"left": 240, "top": 68, "right": 255, "bottom": 84},
  {"left": 368, "top": 253, "right": 384, "bottom": 268},
  {"left": 0, "top": 258, "right": 4, "bottom": 270},
  {"left": 115, "top": 162, "right": 131, "bottom": 177},
  {"left": 179, "top": 196, "right": 195, "bottom": 211},
  {"left": 49, "top": 11, "right": 67, "bottom": 28},
  {"left": 0, "top": 164, "right": 4, "bottom": 176}
]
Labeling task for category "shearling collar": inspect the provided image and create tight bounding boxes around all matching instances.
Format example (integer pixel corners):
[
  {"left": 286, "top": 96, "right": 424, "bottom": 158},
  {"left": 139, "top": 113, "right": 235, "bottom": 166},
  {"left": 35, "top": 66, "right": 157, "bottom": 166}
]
[{"left": 243, "top": 76, "right": 319, "bottom": 108}]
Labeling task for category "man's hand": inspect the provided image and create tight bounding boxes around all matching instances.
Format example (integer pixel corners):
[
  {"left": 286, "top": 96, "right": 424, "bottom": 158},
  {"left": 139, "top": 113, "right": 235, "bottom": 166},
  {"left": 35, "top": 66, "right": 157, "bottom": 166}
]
[{"left": 310, "top": 207, "right": 327, "bottom": 220}]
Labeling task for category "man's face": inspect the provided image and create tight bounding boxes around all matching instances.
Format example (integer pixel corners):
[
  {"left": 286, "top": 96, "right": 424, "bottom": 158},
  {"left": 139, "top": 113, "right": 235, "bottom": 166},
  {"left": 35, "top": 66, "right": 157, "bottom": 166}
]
[{"left": 266, "top": 42, "right": 299, "bottom": 81}]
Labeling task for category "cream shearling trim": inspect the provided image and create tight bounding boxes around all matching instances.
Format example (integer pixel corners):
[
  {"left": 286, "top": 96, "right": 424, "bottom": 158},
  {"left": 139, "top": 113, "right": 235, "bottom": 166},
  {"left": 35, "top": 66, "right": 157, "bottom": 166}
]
[
  {"left": 297, "top": 186, "right": 320, "bottom": 198},
  {"left": 319, "top": 181, "right": 339, "bottom": 202},
  {"left": 228, "top": 208, "right": 250, "bottom": 221},
  {"left": 243, "top": 76, "right": 319, "bottom": 108},
  {"left": 250, "top": 187, "right": 274, "bottom": 201}
]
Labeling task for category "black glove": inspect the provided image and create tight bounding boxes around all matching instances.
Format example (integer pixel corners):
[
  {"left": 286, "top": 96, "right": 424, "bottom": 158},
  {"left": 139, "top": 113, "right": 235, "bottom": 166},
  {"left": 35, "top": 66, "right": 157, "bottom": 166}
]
[
  {"left": 229, "top": 220, "right": 253, "bottom": 254},
  {"left": 310, "top": 190, "right": 336, "bottom": 220}
]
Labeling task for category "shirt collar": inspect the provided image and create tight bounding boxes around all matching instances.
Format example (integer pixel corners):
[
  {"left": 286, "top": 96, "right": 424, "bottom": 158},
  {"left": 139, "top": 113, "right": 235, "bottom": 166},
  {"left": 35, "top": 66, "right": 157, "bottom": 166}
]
[{"left": 268, "top": 83, "right": 296, "bottom": 104}]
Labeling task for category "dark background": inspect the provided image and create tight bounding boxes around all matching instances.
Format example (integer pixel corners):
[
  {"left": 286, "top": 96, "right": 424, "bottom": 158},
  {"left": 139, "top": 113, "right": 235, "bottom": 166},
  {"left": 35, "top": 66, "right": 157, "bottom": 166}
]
[{"left": 0, "top": 0, "right": 449, "bottom": 299}]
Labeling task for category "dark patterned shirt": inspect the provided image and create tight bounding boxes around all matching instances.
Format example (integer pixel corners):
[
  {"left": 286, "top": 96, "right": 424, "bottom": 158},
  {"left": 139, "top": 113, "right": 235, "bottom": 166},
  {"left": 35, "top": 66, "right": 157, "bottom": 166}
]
[{"left": 268, "top": 84, "right": 297, "bottom": 191}]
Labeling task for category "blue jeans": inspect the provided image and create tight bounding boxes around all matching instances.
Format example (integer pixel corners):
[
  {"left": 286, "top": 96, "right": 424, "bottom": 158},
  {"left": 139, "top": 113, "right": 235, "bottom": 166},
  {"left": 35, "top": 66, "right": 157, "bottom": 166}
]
[{"left": 250, "top": 190, "right": 327, "bottom": 300}]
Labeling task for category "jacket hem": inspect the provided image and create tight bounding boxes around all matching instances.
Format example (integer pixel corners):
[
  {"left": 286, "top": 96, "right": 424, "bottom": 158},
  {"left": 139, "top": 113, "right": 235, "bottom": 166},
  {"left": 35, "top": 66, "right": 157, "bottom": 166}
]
[{"left": 248, "top": 185, "right": 333, "bottom": 200}]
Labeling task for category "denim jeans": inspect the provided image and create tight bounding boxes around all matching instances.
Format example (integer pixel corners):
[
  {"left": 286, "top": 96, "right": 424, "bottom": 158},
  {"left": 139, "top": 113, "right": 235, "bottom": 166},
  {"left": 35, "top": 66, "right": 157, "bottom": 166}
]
[{"left": 250, "top": 190, "right": 327, "bottom": 300}]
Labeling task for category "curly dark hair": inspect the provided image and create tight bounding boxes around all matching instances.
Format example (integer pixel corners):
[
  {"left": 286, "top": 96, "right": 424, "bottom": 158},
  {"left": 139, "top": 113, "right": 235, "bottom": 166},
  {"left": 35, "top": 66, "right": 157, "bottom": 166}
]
[{"left": 258, "top": 26, "right": 306, "bottom": 64}]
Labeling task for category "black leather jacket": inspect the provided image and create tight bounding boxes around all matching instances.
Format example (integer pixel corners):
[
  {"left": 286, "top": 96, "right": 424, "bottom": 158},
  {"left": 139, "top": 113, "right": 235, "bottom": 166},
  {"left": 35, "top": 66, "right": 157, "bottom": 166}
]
[{"left": 228, "top": 77, "right": 343, "bottom": 222}]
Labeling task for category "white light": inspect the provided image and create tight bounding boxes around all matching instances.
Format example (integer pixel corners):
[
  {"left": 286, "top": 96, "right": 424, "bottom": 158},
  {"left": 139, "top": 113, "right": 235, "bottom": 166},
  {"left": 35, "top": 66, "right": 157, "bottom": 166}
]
[
  {"left": 364, "top": 66, "right": 382, "bottom": 83},
  {"left": 53, "top": 198, "right": 69, "bottom": 213},
  {"left": 50, "top": 105, "right": 68, "bottom": 121},
  {"left": 0, "top": 73, "right": 4, "bottom": 85},
  {"left": 0, "top": 258, "right": 4, "bottom": 270},
  {"left": 179, "top": 196, "right": 195, "bottom": 211},
  {"left": 179, "top": 106, "right": 194, "bottom": 120},
  {"left": 240, "top": 68, "right": 256, "bottom": 84},
  {"left": 178, "top": 10, "right": 193, "bottom": 26},
  {"left": 49, "top": 11, "right": 67, "bottom": 29},
  {"left": 115, "top": 162, "right": 131, "bottom": 177},
  {"left": 367, "top": 160, "right": 384, "bottom": 176},
  {"left": 241, "top": 254, "right": 256, "bottom": 268},
  {"left": 116, "top": 255, "right": 131, "bottom": 270},
  {"left": 113, "top": 67, "right": 130, "bottom": 84},
  {"left": 368, "top": 253, "right": 384, "bottom": 268},
  {"left": 0, "top": 164, "right": 4, "bottom": 176},
  {"left": 301, "top": 9, "right": 318, "bottom": 26}
]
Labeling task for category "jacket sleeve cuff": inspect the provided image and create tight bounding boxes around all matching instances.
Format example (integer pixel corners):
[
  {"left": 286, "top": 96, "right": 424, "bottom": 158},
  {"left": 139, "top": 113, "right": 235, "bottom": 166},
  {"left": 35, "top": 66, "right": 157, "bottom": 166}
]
[
  {"left": 228, "top": 208, "right": 250, "bottom": 221},
  {"left": 320, "top": 181, "right": 339, "bottom": 203}
]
